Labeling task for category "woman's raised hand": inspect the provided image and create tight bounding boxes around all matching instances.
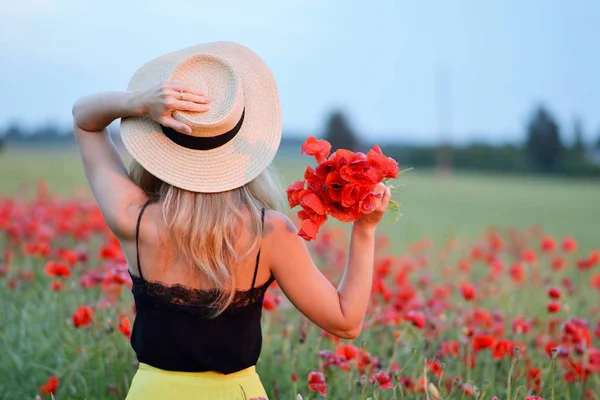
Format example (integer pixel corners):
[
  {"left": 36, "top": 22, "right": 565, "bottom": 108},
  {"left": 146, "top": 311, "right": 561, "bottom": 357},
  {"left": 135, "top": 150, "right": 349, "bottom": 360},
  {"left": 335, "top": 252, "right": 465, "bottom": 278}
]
[
  {"left": 354, "top": 183, "right": 392, "bottom": 230},
  {"left": 131, "top": 81, "right": 211, "bottom": 135}
]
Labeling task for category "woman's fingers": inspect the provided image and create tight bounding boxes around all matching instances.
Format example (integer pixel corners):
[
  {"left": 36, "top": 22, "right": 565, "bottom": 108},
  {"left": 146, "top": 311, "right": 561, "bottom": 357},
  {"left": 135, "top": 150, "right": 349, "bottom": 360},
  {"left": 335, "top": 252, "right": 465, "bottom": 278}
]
[
  {"left": 165, "top": 81, "right": 205, "bottom": 97},
  {"left": 170, "top": 100, "right": 210, "bottom": 112},
  {"left": 159, "top": 116, "right": 192, "bottom": 135},
  {"left": 179, "top": 92, "right": 211, "bottom": 104}
]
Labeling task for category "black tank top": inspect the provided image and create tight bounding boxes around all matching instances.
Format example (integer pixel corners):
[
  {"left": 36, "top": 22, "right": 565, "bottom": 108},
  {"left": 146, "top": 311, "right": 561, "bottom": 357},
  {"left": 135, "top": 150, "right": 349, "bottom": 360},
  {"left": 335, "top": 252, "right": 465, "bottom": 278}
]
[{"left": 129, "top": 201, "right": 275, "bottom": 374}]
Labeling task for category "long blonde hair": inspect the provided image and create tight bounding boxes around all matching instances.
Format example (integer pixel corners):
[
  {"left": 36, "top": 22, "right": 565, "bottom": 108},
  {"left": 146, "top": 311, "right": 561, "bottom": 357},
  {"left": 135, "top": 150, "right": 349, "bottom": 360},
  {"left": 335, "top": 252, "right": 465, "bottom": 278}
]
[{"left": 130, "top": 160, "right": 283, "bottom": 316}]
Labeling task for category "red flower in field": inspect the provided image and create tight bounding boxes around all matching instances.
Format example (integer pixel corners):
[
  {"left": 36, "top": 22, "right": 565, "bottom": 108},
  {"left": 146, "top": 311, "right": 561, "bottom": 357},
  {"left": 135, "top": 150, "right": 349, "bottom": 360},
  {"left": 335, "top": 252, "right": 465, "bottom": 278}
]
[
  {"left": 301, "top": 136, "right": 331, "bottom": 163},
  {"left": 369, "top": 370, "right": 393, "bottom": 389},
  {"left": 460, "top": 282, "right": 476, "bottom": 301},
  {"left": 509, "top": 262, "right": 525, "bottom": 284},
  {"left": 0, "top": 263, "right": 9, "bottom": 276},
  {"left": 551, "top": 256, "right": 565, "bottom": 271},
  {"left": 50, "top": 279, "right": 64, "bottom": 292},
  {"left": 492, "top": 339, "right": 512, "bottom": 360},
  {"left": 118, "top": 316, "right": 131, "bottom": 338},
  {"left": 577, "top": 250, "right": 599, "bottom": 270},
  {"left": 591, "top": 273, "right": 600, "bottom": 290},
  {"left": 72, "top": 305, "right": 94, "bottom": 328},
  {"left": 472, "top": 334, "right": 496, "bottom": 352},
  {"left": 58, "top": 248, "right": 79, "bottom": 266},
  {"left": 427, "top": 359, "right": 443, "bottom": 376},
  {"left": 562, "top": 236, "right": 578, "bottom": 252},
  {"left": 527, "top": 367, "right": 541, "bottom": 392},
  {"left": 405, "top": 311, "right": 426, "bottom": 329},
  {"left": 585, "top": 347, "right": 600, "bottom": 373},
  {"left": 291, "top": 373, "right": 297, "bottom": 383},
  {"left": 39, "top": 376, "right": 59, "bottom": 395},
  {"left": 547, "top": 286, "right": 561, "bottom": 299},
  {"left": 307, "top": 371, "right": 327, "bottom": 396},
  {"left": 521, "top": 249, "right": 537, "bottom": 264},
  {"left": 262, "top": 291, "right": 281, "bottom": 311},
  {"left": 438, "top": 340, "right": 460, "bottom": 358},
  {"left": 540, "top": 236, "right": 556, "bottom": 252},
  {"left": 547, "top": 301, "right": 561, "bottom": 313},
  {"left": 335, "top": 343, "right": 358, "bottom": 360},
  {"left": 44, "top": 260, "right": 71, "bottom": 278},
  {"left": 526, "top": 396, "right": 545, "bottom": 400}
]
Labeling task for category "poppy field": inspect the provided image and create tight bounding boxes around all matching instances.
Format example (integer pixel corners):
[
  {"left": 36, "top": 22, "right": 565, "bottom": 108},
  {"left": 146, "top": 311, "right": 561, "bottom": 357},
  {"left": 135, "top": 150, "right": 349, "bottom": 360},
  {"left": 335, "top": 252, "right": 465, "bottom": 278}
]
[{"left": 1, "top": 149, "right": 600, "bottom": 399}]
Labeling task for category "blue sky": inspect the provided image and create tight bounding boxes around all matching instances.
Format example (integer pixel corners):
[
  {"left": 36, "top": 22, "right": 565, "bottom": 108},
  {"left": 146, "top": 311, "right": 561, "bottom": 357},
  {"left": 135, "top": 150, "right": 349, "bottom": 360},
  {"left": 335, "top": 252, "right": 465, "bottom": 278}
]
[{"left": 1, "top": 0, "right": 599, "bottom": 144}]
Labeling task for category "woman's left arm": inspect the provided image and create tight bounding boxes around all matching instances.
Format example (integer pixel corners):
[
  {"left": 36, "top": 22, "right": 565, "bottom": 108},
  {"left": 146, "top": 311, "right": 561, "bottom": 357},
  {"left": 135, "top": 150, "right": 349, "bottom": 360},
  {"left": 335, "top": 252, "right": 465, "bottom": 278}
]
[{"left": 72, "top": 83, "right": 209, "bottom": 239}]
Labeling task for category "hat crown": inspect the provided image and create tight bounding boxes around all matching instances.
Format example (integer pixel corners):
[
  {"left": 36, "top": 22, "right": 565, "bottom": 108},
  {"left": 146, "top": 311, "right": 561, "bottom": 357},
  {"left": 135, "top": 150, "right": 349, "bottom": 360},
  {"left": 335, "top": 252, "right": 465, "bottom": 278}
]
[{"left": 170, "top": 54, "right": 245, "bottom": 138}]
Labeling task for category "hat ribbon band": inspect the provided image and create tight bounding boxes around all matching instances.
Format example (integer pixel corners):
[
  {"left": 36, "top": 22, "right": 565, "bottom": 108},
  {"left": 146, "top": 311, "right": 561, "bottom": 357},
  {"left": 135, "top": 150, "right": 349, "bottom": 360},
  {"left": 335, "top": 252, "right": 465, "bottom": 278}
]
[{"left": 161, "top": 108, "right": 245, "bottom": 151}]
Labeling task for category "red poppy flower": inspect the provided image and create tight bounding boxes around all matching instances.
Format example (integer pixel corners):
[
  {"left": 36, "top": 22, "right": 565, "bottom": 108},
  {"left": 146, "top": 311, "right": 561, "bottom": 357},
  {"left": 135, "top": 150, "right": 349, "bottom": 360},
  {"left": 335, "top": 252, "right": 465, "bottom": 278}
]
[
  {"left": 405, "top": 311, "right": 426, "bottom": 329},
  {"left": 335, "top": 343, "right": 358, "bottom": 360},
  {"left": 369, "top": 370, "right": 393, "bottom": 389},
  {"left": 262, "top": 291, "right": 281, "bottom": 311},
  {"left": 472, "top": 334, "right": 496, "bottom": 352},
  {"left": 547, "top": 301, "right": 561, "bottom": 313},
  {"left": 460, "top": 282, "right": 476, "bottom": 301},
  {"left": 562, "top": 236, "right": 578, "bottom": 252},
  {"left": 118, "top": 316, "right": 131, "bottom": 338},
  {"left": 521, "top": 249, "right": 537, "bottom": 264},
  {"left": 50, "top": 280, "right": 64, "bottom": 292},
  {"left": 44, "top": 260, "right": 71, "bottom": 278},
  {"left": 577, "top": 250, "right": 599, "bottom": 270},
  {"left": 551, "top": 256, "right": 565, "bottom": 271},
  {"left": 72, "top": 305, "right": 94, "bottom": 328},
  {"left": 547, "top": 287, "right": 561, "bottom": 299},
  {"left": 540, "top": 236, "right": 556, "bottom": 252},
  {"left": 286, "top": 180, "right": 305, "bottom": 208},
  {"left": 307, "top": 371, "right": 327, "bottom": 396},
  {"left": 39, "top": 376, "right": 59, "bottom": 395},
  {"left": 301, "top": 136, "right": 331, "bottom": 163},
  {"left": 492, "top": 339, "right": 512, "bottom": 359},
  {"left": 367, "top": 145, "right": 400, "bottom": 180}
]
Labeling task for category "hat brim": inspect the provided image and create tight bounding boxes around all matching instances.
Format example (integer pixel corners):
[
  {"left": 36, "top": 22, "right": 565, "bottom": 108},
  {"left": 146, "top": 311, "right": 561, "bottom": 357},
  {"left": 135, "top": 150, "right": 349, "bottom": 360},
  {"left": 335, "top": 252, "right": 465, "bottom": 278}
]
[{"left": 120, "top": 42, "right": 282, "bottom": 193}]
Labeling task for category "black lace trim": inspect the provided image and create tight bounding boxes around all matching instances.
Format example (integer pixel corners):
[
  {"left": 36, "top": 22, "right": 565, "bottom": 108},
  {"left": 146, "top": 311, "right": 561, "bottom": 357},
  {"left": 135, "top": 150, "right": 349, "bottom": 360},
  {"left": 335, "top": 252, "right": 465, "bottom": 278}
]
[{"left": 130, "top": 272, "right": 275, "bottom": 314}]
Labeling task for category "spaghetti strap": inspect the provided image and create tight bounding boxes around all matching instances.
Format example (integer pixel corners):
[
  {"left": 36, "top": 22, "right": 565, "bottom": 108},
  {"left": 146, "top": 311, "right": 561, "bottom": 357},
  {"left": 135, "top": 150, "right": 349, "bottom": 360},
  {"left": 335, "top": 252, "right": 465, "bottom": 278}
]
[
  {"left": 250, "top": 208, "right": 265, "bottom": 289},
  {"left": 135, "top": 200, "right": 152, "bottom": 281}
]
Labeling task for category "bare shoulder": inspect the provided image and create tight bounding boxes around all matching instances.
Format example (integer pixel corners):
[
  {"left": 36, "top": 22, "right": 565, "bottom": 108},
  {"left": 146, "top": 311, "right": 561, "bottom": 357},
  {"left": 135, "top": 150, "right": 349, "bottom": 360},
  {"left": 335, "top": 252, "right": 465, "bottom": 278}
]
[{"left": 263, "top": 209, "right": 298, "bottom": 238}]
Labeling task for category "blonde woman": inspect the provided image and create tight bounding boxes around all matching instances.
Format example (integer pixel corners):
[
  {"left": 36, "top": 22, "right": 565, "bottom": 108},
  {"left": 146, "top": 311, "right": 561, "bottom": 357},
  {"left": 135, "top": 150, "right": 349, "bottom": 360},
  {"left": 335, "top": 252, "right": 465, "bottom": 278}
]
[{"left": 72, "top": 41, "right": 391, "bottom": 399}]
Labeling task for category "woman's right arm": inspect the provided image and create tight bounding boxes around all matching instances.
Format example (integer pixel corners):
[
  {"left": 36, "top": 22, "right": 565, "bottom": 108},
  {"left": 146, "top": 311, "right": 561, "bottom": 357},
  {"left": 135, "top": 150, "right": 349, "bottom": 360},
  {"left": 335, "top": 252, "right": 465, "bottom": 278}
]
[{"left": 268, "top": 184, "right": 391, "bottom": 339}]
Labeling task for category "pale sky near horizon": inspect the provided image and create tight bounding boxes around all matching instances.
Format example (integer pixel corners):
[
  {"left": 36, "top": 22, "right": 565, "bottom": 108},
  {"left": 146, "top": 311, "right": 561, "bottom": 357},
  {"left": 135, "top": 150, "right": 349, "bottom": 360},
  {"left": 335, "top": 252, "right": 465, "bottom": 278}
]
[{"left": 1, "top": 0, "right": 599, "bottom": 144}]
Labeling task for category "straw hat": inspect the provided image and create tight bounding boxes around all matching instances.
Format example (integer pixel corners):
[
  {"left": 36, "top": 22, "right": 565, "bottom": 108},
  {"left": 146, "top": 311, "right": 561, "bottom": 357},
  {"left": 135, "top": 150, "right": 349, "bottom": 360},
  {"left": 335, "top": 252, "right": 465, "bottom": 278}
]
[{"left": 120, "top": 41, "right": 282, "bottom": 193}]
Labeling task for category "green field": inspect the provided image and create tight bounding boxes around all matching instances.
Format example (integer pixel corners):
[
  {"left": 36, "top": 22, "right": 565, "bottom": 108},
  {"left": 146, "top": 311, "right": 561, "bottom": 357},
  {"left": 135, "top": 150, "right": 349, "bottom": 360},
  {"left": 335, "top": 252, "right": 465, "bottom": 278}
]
[
  {"left": 2, "top": 147, "right": 600, "bottom": 399},
  {"left": 1, "top": 147, "right": 598, "bottom": 249}
]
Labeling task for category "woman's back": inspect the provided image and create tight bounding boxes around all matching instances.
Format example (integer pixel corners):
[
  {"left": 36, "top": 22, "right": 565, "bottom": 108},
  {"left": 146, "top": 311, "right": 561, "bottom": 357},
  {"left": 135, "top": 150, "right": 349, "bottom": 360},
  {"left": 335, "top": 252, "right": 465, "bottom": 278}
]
[{"left": 128, "top": 202, "right": 274, "bottom": 373}]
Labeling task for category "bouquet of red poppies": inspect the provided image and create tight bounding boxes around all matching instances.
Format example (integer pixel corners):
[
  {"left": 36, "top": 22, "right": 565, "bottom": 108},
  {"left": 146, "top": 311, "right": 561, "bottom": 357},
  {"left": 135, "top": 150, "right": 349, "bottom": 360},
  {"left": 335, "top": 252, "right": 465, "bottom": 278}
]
[{"left": 287, "top": 137, "right": 403, "bottom": 241}]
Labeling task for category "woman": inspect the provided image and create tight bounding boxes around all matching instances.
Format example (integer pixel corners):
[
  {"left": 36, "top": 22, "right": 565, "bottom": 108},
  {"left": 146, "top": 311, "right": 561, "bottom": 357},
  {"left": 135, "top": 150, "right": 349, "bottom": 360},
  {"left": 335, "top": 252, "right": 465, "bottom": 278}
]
[{"left": 72, "top": 41, "right": 391, "bottom": 399}]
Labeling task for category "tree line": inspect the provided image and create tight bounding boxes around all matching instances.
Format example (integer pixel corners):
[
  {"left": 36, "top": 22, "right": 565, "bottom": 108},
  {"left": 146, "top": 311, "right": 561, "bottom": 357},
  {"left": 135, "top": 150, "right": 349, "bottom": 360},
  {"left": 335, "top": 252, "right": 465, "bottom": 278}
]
[
  {"left": 323, "top": 106, "right": 600, "bottom": 178},
  {"left": 2, "top": 105, "right": 600, "bottom": 177}
]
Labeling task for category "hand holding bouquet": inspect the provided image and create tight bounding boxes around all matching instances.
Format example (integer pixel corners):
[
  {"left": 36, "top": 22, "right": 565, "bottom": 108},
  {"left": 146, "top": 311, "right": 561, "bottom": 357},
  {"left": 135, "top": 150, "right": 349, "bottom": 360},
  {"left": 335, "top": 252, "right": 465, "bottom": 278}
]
[{"left": 287, "top": 137, "right": 403, "bottom": 241}]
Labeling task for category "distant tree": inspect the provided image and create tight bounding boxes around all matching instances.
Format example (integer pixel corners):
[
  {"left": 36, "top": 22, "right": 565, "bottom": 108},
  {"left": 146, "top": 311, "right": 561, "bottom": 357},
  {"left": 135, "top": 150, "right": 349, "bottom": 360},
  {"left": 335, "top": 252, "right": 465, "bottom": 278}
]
[
  {"left": 596, "top": 128, "right": 600, "bottom": 149},
  {"left": 572, "top": 118, "right": 585, "bottom": 153},
  {"left": 323, "top": 110, "right": 359, "bottom": 152},
  {"left": 525, "top": 106, "right": 563, "bottom": 172}
]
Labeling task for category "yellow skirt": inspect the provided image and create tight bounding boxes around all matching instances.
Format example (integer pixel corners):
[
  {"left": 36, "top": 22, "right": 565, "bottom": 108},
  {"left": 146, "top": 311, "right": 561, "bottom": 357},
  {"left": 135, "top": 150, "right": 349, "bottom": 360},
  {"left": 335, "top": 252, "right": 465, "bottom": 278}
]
[{"left": 126, "top": 363, "right": 268, "bottom": 400}]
